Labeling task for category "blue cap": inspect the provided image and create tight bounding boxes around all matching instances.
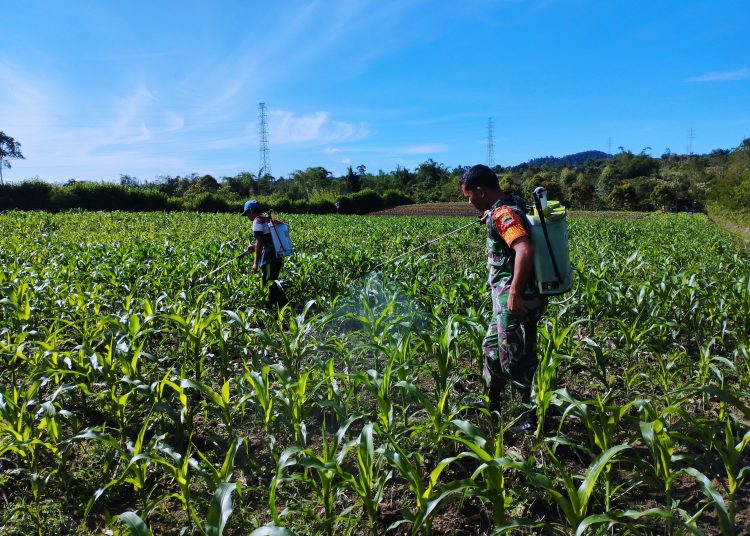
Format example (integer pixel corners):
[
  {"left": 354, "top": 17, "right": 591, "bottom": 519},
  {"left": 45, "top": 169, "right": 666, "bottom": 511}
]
[{"left": 242, "top": 199, "right": 261, "bottom": 215}]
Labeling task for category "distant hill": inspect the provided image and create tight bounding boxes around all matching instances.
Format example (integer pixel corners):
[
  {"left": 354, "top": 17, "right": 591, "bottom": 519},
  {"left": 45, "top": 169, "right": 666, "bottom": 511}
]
[{"left": 525, "top": 150, "right": 611, "bottom": 168}]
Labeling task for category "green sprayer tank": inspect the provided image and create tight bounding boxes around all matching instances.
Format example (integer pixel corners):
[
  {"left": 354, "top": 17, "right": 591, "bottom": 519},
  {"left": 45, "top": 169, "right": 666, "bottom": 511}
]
[{"left": 527, "top": 188, "right": 572, "bottom": 295}]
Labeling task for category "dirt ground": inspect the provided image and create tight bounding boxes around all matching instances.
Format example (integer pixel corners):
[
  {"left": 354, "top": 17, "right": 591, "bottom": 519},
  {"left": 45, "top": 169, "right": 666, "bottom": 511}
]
[
  {"left": 370, "top": 203, "right": 652, "bottom": 219},
  {"left": 708, "top": 214, "right": 750, "bottom": 243}
]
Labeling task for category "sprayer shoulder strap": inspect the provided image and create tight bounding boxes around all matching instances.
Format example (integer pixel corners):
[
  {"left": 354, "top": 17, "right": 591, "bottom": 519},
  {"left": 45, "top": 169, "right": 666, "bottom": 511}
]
[
  {"left": 531, "top": 192, "right": 563, "bottom": 285},
  {"left": 252, "top": 216, "right": 270, "bottom": 233}
]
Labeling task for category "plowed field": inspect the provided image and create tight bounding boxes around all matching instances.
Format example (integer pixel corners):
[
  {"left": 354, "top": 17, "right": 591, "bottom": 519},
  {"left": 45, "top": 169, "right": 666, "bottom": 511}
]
[{"left": 370, "top": 202, "right": 647, "bottom": 218}]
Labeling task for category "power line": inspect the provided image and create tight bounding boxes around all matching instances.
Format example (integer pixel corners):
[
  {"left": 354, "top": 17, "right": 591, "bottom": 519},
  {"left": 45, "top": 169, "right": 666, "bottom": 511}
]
[
  {"left": 486, "top": 117, "right": 495, "bottom": 169},
  {"left": 258, "top": 102, "right": 271, "bottom": 178},
  {"left": 688, "top": 128, "right": 695, "bottom": 155}
]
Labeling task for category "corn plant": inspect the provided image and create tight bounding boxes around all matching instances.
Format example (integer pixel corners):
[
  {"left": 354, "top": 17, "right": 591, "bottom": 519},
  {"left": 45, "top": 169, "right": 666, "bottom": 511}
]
[
  {"left": 713, "top": 419, "right": 750, "bottom": 523},
  {"left": 381, "top": 431, "right": 461, "bottom": 535},
  {"left": 395, "top": 378, "right": 462, "bottom": 446},
  {"left": 513, "top": 443, "right": 633, "bottom": 534},
  {"left": 677, "top": 399, "right": 750, "bottom": 533},
  {"left": 444, "top": 419, "right": 516, "bottom": 528},
  {"left": 252, "top": 301, "right": 321, "bottom": 377},
  {"left": 205, "top": 481, "right": 237, "bottom": 536},
  {"left": 85, "top": 410, "right": 168, "bottom": 522},
  {"left": 271, "top": 363, "right": 311, "bottom": 446},
  {"left": 0, "top": 379, "right": 62, "bottom": 535},
  {"left": 195, "top": 436, "right": 244, "bottom": 490},
  {"left": 267, "top": 447, "right": 302, "bottom": 525},
  {"left": 294, "top": 416, "right": 359, "bottom": 533},
  {"left": 533, "top": 345, "right": 571, "bottom": 439},
  {"left": 117, "top": 511, "right": 152, "bottom": 536},
  {"left": 181, "top": 377, "right": 250, "bottom": 436},
  {"left": 418, "top": 314, "right": 462, "bottom": 393},
  {"left": 555, "top": 389, "right": 641, "bottom": 512},
  {"left": 636, "top": 405, "right": 684, "bottom": 532},
  {"left": 243, "top": 363, "right": 275, "bottom": 434},
  {"left": 358, "top": 368, "right": 395, "bottom": 434},
  {"left": 335, "top": 423, "right": 391, "bottom": 536},
  {"left": 160, "top": 308, "right": 224, "bottom": 381}
]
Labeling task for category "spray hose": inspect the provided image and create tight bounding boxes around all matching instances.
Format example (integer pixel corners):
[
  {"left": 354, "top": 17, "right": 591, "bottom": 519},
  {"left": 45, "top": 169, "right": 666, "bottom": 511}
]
[
  {"left": 198, "top": 249, "right": 251, "bottom": 283},
  {"left": 370, "top": 218, "right": 483, "bottom": 272}
]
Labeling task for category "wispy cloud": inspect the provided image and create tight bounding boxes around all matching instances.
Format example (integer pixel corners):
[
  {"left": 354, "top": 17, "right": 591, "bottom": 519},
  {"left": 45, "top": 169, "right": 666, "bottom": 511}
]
[
  {"left": 689, "top": 68, "right": 750, "bottom": 82},
  {"left": 269, "top": 110, "right": 371, "bottom": 145},
  {"left": 107, "top": 84, "right": 185, "bottom": 145},
  {"left": 0, "top": 62, "right": 193, "bottom": 180}
]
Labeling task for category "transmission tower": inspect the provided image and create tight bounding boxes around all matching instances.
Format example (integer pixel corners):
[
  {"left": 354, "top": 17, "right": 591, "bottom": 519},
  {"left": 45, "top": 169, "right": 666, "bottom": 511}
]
[
  {"left": 687, "top": 128, "right": 695, "bottom": 155},
  {"left": 486, "top": 117, "right": 495, "bottom": 169},
  {"left": 258, "top": 102, "right": 271, "bottom": 178}
]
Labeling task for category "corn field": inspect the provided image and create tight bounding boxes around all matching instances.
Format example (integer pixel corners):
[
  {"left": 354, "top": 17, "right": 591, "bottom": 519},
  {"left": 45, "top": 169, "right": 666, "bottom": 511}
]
[{"left": 1, "top": 211, "right": 749, "bottom": 535}]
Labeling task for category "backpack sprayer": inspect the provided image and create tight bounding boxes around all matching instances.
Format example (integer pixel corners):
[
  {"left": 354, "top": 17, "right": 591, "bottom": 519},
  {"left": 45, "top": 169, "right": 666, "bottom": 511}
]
[{"left": 528, "top": 187, "right": 573, "bottom": 296}]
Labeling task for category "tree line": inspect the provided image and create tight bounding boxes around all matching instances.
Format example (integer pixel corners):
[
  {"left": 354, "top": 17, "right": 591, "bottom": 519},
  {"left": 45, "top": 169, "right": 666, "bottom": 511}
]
[{"left": 1, "top": 131, "right": 749, "bottom": 217}]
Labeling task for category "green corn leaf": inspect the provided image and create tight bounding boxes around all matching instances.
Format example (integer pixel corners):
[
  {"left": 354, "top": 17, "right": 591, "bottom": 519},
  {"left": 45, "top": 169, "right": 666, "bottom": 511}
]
[
  {"left": 205, "top": 482, "right": 236, "bottom": 536},
  {"left": 494, "top": 519, "right": 561, "bottom": 535},
  {"left": 575, "top": 508, "right": 673, "bottom": 536},
  {"left": 690, "top": 386, "right": 750, "bottom": 420},
  {"left": 684, "top": 467, "right": 733, "bottom": 536},
  {"left": 577, "top": 443, "right": 630, "bottom": 511},
  {"left": 118, "top": 511, "right": 152, "bottom": 536},
  {"left": 415, "top": 478, "right": 476, "bottom": 533}
]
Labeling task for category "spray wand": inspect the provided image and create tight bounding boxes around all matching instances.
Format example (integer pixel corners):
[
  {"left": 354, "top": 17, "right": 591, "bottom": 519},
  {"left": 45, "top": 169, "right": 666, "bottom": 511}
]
[
  {"left": 369, "top": 217, "right": 483, "bottom": 273},
  {"left": 197, "top": 249, "right": 252, "bottom": 283}
]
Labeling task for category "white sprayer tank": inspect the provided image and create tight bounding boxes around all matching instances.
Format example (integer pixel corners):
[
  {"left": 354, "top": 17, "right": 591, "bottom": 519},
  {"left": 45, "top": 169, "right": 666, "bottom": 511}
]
[{"left": 527, "top": 195, "right": 572, "bottom": 296}]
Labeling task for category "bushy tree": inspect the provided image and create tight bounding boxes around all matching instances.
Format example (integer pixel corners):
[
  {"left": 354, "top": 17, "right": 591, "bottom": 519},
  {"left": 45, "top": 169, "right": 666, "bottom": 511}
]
[
  {"left": 222, "top": 172, "right": 257, "bottom": 198},
  {"left": 608, "top": 182, "right": 639, "bottom": 210},
  {"left": 344, "top": 166, "right": 361, "bottom": 193},
  {"left": 0, "top": 132, "right": 25, "bottom": 185},
  {"left": 651, "top": 181, "right": 678, "bottom": 211}
]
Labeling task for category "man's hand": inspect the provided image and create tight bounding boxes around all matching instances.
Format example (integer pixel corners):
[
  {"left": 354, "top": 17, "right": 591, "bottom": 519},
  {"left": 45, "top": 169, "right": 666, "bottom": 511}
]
[
  {"left": 508, "top": 236, "right": 534, "bottom": 316},
  {"left": 506, "top": 289, "right": 528, "bottom": 316},
  {"left": 252, "top": 263, "right": 259, "bottom": 273}
]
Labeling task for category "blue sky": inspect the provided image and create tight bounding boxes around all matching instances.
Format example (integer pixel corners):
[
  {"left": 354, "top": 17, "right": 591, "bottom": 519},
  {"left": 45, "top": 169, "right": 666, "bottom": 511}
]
[{"left": 2, "top": 0, "right": 749, "bottom": 183}]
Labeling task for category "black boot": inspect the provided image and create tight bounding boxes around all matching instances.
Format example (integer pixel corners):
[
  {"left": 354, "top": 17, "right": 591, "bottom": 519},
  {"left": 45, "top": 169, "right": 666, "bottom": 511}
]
[
  {"left": 488, "top": 378, "right": 505, "bottom": 413},
  {"left": 509, "top": 413, "right": 538, "bottom": 437}
]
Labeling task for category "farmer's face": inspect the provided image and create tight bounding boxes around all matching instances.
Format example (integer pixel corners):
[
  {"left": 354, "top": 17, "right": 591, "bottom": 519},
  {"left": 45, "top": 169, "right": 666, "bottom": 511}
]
[{"left": 461, "top": 183, "right": 490, "bottom": 212}]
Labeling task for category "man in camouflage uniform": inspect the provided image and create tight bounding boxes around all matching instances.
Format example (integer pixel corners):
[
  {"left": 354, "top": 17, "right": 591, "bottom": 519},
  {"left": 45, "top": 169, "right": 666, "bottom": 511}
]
[{"left": 460, "top": 165, "right": 547, "bottom": 418}]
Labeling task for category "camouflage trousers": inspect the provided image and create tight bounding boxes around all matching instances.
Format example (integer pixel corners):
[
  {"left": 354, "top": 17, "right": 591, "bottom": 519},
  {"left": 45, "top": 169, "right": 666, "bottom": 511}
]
[{"left": 482, "top": 289, "right": 546, "bottom": 409}]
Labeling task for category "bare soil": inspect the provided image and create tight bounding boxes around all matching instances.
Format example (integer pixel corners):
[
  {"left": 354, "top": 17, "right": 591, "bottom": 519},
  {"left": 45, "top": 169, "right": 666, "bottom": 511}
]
[{"left": 369, "top": 203, "right": 649, "bottom": 219}]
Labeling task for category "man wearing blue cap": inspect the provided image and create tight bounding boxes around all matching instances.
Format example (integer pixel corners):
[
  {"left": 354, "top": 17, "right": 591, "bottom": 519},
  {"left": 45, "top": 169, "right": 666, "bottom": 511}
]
[{"left": 242, "top": 200, "right": 288, "bottom": 308}]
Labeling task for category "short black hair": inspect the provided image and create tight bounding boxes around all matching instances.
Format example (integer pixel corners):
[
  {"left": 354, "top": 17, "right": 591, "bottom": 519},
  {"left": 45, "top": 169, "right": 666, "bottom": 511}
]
[{"left": 459, "top": 164, "right": 500, "bottom": 190}]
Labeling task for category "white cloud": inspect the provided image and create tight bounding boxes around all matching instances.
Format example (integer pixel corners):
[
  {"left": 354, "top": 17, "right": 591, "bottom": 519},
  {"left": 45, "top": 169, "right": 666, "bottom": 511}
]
[
  {"left": 269, "top": 110, "right": 371, "bottom": 145},
  {"left": 689, "top": 68, "right": 750, "bottom": 82},
  {"left": 324, "top": 146, "right": 342, "bottom": 154}
]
